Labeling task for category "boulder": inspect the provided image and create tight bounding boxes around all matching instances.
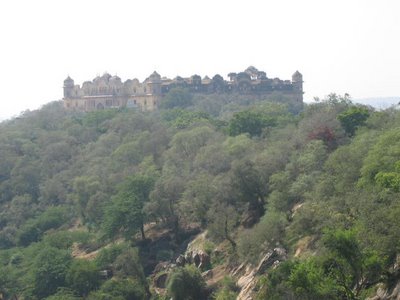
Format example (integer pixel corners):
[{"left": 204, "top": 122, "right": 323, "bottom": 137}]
[
  {"left": 175, "top": 254, "right": 186, "bottom": 266},
  {"left": 154, "top": 273, "right": 168, "bottom": 289},
  {"left": 256, "top": 247, "right": 287, "bottom": 275}
]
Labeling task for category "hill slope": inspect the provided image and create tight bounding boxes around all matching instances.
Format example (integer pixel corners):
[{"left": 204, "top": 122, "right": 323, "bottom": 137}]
[{"left": 0, "top": 94, "right": 400, "bottom": 299}]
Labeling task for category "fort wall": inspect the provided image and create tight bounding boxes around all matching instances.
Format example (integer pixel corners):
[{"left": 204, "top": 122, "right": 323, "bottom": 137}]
[{"left": 63, "top": 66, "right": 303, "bottom": 112}]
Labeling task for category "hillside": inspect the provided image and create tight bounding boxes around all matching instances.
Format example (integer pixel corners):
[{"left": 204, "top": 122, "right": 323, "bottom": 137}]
[{"left": 0, "top": 92, "right": 400, "bottom": 300}]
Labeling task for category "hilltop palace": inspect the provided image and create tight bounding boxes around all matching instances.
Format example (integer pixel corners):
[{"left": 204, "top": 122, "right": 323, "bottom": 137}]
[{"left": 63, "top": 66, "right": 303, "bottom": 112}]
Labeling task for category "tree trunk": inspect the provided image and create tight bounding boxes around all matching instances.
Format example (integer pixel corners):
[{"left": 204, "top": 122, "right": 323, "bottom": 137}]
[
  {"left": 225, "top": 218, "right": 236, "bottom": 248},
  {"left": 140, "top": 223, "right": 146, "bottom": 240}
]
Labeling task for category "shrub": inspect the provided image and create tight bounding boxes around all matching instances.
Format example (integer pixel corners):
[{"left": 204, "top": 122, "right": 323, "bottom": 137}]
[{"left": 166, "top": 265, "right": 206, "bottom": 300}]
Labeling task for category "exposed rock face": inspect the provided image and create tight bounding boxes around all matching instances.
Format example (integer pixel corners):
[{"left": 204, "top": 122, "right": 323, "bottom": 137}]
[
  {"left": 175, "top": 254, "right": 185, "bottom": 266},
  {"left": 202, "top": 269, "right": 213, "bottom": 280},
  {"left": 154, "top": 273, "right": 168, "bottom": 289},
  {"left": 236, "top": 265, "right": 258, "bottom": 300},
  {"left": 368, "top": 255, "right": 400, "bottom": 300},
  {"left": 256, "top": 247, "right": 287, "bottom": 275},
  {"left": 235, "top": 248, "right": 287, "bottom": 300},
  {"left": 183, "top": 249, "right": 211, "bottom": 270},
  {"left": 368, "top": 282, "right": 400, "bottom": 300}
]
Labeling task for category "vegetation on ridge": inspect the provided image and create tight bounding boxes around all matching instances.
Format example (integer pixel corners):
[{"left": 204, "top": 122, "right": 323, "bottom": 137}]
[{"left": 0, "top": 91, "right": 399, "bottom": 299}]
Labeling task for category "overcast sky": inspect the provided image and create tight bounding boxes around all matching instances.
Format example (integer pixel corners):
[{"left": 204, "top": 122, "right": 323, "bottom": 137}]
[{"left": 0, "top": 0, "right": 399, "bottom": 120}]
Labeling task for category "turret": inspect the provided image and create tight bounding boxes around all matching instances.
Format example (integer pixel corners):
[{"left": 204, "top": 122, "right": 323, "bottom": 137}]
[
  {"left": 63, "top": 76, "right": 74, "bottom": 98},
  {"left": 292, "top": 71, "right": 303, "bottom": 90},
  {"left": 147, "top": 71, "right": 162, "bottom": 95},
  {"left": 292, "top": 71, "right": 303, "bottom": 102}
]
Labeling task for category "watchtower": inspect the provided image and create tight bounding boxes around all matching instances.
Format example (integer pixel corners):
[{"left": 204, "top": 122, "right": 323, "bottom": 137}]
[
  {"left": 63, "top": 76, "right": 74, "bottom": 98},
  {"left": 292, "top": 71, "right": 303, "bottom": 92}
]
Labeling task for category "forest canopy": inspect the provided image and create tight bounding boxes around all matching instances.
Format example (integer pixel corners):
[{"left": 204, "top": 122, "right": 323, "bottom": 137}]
[{"left": 0, "top": 92, "right": 399, "bottom": 299}]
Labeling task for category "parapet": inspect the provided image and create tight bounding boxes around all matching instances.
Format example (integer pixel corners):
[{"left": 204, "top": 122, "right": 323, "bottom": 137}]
[{"left": 63, "top": 67, "right": 303, "bottom": 111}]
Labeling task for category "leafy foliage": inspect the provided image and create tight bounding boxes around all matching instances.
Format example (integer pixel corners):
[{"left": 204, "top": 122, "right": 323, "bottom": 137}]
[
  {"left": 66, "top": 259, "right": 100, "bottom": 296},
  {"left": 160, "top": 88, "right": 193, "bottom": 109},
  {"left": 338, "top": 106, "right": 370, "bottom": 136},
  {"left": 166, "top": 265, "right": 206, "bottom": 300},
  {"left": 32, "top": 246, "right": 72, "bottom": 299},
  {"left": 228, "top": 110, "right": 276, "bottom": 136},
  {"left": 1, "top": 93, "right": 400, "bottom": 299}
]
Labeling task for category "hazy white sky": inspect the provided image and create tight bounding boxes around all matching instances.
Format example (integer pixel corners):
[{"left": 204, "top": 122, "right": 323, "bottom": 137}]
[{"left": 0, "top": 0, "right": 399, "bottom": 120}]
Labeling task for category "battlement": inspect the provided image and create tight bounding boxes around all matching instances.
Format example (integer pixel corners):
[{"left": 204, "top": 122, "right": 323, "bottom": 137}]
[{"left": 63, "top": 66, "right": 303, "bottom": 111}]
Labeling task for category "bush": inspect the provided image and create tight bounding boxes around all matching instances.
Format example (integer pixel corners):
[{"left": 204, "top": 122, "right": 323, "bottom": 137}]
[
  {"left": 238, "top": 210, "right": 288, "bottom": 263},
  {"left": 95, "top": 243, "right": 130, "bottom": 269},
  {"left": 32, "top": 246, "right": 72, "bottom": 299},
  {"left": 87, "top": 278, "right": 147, "bottom": 300},
  {"left": 160, "top": 88, "right": 193, "bottom": 109},
  {"left": 44, "top": 288, "right": 81, "bottom": 300},
  {"left": 213, "top": 276, "right": 238, "bottom": 300},
  {"left": 166, "top": 265, "right": 206, "bottom": 300},
  {"left": 17, "top": 206, "right": 69, "bottom": 246},
  {"left": 66, "top": 259, "right": 100, "bottom": 296}
]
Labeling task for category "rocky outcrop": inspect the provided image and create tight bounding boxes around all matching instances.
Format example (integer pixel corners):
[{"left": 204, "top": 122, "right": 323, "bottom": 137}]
[
  {"left": 368, "top": 255, "right": 400, "bottom": 300},
  {"left": 234, "top": 248, "right": 287, "bottom": 300},
  {"left": 256, "top": 247, "right": 287, "bottom": 275},
  {"left": 368, "top": 282, "right": 400, "bottom": 300},
  {"left": 154, "top": 272, "right": 168, "bottom": 289},
  {"left": 178, "top": 249, "right": 211, "bottom": 270},
  {"left": 236, "top": 264, "right": 258, "bottom": 300}
]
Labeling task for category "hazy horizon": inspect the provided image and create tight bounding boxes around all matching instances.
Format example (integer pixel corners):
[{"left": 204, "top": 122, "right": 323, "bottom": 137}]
[{"left": 1, "top": 0, "right": 399, "bottom": 120}]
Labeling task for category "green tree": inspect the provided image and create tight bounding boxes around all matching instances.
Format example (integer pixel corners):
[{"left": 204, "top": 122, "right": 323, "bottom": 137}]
[
  {"left": 102, "top": 175, "right": 155, "bottom": 241},
  {"left": 288, "top": 259, "right": 336, "bottom": 299},
  {"left": 32, "top": 246, "right": 72, "bottom": 299},
  {"left": 71, "top": 176, "right": 101, "bottom": 222},
  {"left": 230, "top": 159, "right": 267, "bottom": 216},
  {"left": 66, "top": 259, "right": 100, "bottom": 296},
  {"left": 238, "top": 210, "right": 288, "bottom": 262},
  {"left": 113, "top": 248, "right": 146, "bottom": 285},
  {"left": 338, "top": 106, "right": 370, "bottom": 136},
  {"left": 207, "top": 201, "right": 239, "bottom": 248},
  {"left": 87, "top": 278, "right": 147, "bottom": 300},
  {"left": 44, "top": 288, "right": 81, "bottom": 300},
  {"left": 17, "top": 206, "right": 69, "bottom": 246},
  {"left": 160, "top": 88, "right": 193, "bottom": 109},
  {"left": 102, "top": 192, "right": 143, "bottom": 241},
  {"left": 228, "top": 110, "right": 276, "bottom": 137},
  {"left": 166, "top": 265, "right": 206, "bottom": 300},
  {"left": 321, "top": 229, "right": 384, "bottom": 299},
  {"left": 213, "top": 276, "right": 238, "bottom": 300}
]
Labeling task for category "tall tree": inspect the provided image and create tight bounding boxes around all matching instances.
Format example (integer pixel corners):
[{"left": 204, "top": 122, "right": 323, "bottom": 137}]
[{"left": 102, "top": 174, "right": 155, "bottom": 240}]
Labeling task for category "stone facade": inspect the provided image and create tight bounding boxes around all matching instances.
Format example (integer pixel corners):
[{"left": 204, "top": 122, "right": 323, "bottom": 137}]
[{"left": 63, "top": 66, "right": 303, "bottom": 112}]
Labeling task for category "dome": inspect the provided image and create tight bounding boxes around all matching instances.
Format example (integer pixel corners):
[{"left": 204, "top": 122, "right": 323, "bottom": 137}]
[
  {"left": 245, "top": 66, "right": 258, "bottom": 74},
  {"left": 148, "top": 71, "right": 161, "bottom": 82},
  {"left": 292, "top": 70, "right": 303, "bottom": 81},
  {"left": 63, "top": 76, "right": 74, "bottom": 87},
  {"left": 101, "top": 73, "right": 112, "bottom": 81},
  {"left": 110, "top": 75, "right": 122, "bottom": 82}
]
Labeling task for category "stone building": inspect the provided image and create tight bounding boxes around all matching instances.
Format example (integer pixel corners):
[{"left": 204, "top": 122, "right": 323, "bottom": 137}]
[{"left": 63, "top": 67, "right": 303, "bottom": 112}]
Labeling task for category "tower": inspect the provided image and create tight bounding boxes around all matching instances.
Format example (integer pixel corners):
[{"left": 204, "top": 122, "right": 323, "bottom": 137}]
[
  {"left": 292, "top": 71, "right": 303, "bottom": 91},
  {"left": 147, "top": 71, "right": 162, "bottom": 95},
  {"left": 63, "top": 76, "right": 74, "bottom": 98},
  {"left": 292, "top": 71, "right": 303, "bottom": 102}
]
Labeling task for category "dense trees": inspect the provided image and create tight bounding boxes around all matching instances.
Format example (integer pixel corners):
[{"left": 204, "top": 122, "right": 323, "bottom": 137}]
[
  {"left": 160, "top": 88, "right": 193, "bottom": 109},
  {"left": 0, "top": 93, "right": 400, "bottom": 299},
  {"left": 102, "top": 174, "right": 155, "bottom": 241},
  {"left": 32, "top": 246, "right": 72, "bottom": 299}
]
